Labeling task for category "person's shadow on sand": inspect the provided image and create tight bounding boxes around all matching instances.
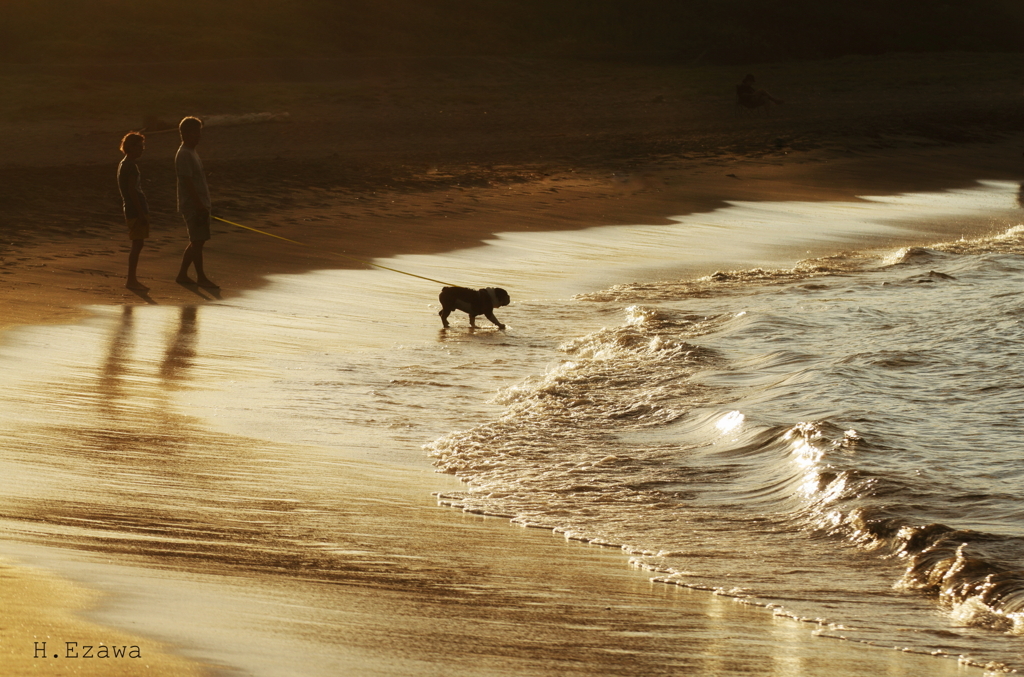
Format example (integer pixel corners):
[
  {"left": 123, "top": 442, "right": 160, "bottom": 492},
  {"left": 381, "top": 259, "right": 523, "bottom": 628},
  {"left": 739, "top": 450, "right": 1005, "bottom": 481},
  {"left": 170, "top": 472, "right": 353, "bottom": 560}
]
[
  {"left": 176, "top": 277, "right": 222, "bottom": 301},
  {"left": 127, "top": 286, "right": 156, "bottom": 304},
  {"left": 98, "top": 305, "right": 136, "bottom": 407},
  {"left": 159, "top": 306, "right": 198, "bottom": 382}
]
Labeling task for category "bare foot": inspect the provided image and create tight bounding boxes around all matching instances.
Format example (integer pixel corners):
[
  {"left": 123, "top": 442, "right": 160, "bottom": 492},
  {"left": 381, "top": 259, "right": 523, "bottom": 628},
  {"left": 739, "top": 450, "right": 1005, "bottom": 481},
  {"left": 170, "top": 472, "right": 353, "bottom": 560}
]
[
  {"left": 176, "top": 275, "right": 195, "bottom": 285},
  {"left": 196, "top": 278, "right": 219, "bottom": 289},
  {"left": 126, "top": 280, "right": 149, "bottom": 290}
]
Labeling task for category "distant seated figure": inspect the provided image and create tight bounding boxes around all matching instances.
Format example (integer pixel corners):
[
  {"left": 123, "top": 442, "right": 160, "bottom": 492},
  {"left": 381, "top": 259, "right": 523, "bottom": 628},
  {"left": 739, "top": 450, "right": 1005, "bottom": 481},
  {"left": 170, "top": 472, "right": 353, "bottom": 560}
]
[{"left": 736, "top": 74, "right": 783, "bottom": 111}]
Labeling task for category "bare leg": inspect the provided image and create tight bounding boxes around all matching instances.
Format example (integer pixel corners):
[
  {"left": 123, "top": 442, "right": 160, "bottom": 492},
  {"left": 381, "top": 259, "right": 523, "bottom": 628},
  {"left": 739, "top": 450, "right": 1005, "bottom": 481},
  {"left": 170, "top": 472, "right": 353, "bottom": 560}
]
[
  {"left": 126, "top": 239, "right": 146, "bottom": 289},
  {"left": 177, "top": 240, "right": 218, "bottom": 287},
  {"left": 484, "top": 311, "right": 505, "bottom": 330},
  {"left": 191, "top": 241, "right": 217, "bottom": 287},
  {"left": 177, "top": 242, "right": 198, "bottom": 283}
]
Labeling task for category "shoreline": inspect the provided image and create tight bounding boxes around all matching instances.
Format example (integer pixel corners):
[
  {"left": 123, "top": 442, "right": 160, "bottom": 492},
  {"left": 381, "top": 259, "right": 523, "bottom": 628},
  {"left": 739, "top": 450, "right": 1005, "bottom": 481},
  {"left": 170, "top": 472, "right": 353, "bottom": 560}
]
[{"left": 2, "top": 138, "right": 1022, "bottom": 331}]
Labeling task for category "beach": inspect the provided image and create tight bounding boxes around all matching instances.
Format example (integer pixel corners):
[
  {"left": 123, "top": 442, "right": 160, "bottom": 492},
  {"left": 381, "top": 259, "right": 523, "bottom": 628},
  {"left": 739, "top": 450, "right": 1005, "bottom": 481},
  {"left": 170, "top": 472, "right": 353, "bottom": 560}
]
[
  {"left": 2, "top": 53, "right": 1023, "bottom": 675},
  {"left": 4, "top": 53, "right": 1024, "bottom": 327}
]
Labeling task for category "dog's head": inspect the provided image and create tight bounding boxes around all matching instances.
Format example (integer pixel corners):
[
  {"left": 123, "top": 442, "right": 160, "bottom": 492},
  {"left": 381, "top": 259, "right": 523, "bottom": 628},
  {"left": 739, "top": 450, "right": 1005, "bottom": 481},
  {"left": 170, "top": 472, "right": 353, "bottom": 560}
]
[{"left": 484, "top": 287, "right": 511, "bottom": 308}]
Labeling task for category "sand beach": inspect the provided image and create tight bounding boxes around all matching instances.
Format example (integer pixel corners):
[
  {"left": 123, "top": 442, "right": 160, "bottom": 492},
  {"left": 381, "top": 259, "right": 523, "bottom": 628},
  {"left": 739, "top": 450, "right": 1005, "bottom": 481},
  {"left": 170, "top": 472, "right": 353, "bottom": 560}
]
[
  {"left": 2, "top": 52, "right": 1023, "bottom": 675},
  {"left": 4, "top": 53, "right": 1024, "bottom": 327}
]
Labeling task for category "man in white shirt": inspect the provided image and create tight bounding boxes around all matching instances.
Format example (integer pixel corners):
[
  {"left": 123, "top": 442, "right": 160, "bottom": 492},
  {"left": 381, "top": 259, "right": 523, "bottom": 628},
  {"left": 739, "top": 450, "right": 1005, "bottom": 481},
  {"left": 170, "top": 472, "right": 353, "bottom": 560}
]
[{"left": 175, "top": 116, "right": 217, "bottom": 288}]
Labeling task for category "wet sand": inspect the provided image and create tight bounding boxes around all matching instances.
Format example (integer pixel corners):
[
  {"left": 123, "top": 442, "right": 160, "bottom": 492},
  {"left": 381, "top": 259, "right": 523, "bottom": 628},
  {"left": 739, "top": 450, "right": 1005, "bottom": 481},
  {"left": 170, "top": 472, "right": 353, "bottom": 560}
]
[
  {"left": 0, "top": 460, "right": 993, "bottom": 677},
  {"left": 1, "top": 54, "right": 1021, "bottom": 675}
]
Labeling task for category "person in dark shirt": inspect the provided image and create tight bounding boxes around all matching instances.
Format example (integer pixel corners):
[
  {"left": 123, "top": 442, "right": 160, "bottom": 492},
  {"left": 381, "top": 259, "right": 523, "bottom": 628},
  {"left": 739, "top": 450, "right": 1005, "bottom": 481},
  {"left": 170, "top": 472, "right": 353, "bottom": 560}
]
[{"left": 117, "top": 132, "right": 149, "bottom": 290}]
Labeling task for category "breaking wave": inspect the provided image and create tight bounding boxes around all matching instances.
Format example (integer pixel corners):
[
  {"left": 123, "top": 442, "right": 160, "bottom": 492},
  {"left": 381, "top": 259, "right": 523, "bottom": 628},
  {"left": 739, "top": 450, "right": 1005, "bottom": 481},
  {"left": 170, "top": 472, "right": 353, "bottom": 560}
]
[{"left": 428, "top": 225, "right": 1024, "bottom": 670}]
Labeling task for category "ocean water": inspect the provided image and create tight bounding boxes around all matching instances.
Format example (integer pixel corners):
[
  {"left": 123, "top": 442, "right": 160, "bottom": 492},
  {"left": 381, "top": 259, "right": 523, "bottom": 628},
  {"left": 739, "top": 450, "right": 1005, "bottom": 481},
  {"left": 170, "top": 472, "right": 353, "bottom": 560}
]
[{"left": 2, "top": 179, "right": 1024, "bottom": 674}]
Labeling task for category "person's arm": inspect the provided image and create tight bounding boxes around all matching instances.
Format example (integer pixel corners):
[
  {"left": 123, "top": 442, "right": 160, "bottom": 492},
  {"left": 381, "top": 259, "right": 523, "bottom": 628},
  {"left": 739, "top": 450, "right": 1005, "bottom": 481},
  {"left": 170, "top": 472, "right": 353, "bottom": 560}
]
[
  {"left": 129, "top": 174, "right": 148, "bottom": 225},
  {"left": 119, "top": 163, "right": 148, "bottom": 225}
]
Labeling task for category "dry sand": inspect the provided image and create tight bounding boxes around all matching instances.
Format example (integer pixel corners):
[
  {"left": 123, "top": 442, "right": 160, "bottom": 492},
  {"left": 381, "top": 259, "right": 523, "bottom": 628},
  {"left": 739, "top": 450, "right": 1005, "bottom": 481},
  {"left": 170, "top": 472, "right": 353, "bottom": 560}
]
[
  {"left": 1, "top": 54, "right": 1021, "bottom": 675},
  {"left": 0, "top": 557, "right": 212, "bottom": 676}
]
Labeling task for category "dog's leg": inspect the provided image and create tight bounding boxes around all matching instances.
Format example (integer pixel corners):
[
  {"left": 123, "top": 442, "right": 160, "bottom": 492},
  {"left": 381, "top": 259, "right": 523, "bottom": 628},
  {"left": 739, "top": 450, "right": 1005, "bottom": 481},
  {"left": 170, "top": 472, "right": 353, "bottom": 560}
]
[
  {"left": 468, "top": 314, "right": 478, "bottom": 328},
  {"left": 439, "top": 308, "right": 451, "bottom": 328},
  {"left": 484, "top": 311, "right": 505, "bottom": 330}
]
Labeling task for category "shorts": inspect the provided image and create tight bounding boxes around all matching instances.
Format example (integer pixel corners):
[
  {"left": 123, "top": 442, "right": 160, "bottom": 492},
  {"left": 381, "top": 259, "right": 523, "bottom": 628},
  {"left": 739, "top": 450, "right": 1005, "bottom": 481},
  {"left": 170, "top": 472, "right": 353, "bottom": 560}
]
[
  {"left": 182, "top": 211, "right": 211, "bottom": 242},
  {"left": 126, "top": 216, "right": 149, "bottom": 240}
]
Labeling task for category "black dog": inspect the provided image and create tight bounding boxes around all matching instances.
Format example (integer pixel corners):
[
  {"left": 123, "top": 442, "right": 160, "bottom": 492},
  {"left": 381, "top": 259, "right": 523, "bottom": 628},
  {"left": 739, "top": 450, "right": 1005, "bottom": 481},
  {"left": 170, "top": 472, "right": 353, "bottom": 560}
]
[{"left": 438, "top": 286, "right": 510, "bottom": 330}]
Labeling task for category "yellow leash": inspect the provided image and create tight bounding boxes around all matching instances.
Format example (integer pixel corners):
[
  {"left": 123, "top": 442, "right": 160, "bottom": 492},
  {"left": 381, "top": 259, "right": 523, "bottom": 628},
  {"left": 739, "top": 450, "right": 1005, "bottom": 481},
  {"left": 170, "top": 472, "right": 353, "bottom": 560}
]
[{"left": 213, "top": 216, "right": 459, "bottom": 287}]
